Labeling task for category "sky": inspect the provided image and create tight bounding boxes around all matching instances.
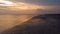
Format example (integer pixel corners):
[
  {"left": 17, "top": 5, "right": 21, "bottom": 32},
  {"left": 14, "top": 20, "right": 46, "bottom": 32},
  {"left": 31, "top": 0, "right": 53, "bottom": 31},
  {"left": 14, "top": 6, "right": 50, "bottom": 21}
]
[
  {"left": 0, "top": 0, "right": 60, "bottom": 32},
  {"left": 0, "top": 0, "right": 60, "bottom": 14}
]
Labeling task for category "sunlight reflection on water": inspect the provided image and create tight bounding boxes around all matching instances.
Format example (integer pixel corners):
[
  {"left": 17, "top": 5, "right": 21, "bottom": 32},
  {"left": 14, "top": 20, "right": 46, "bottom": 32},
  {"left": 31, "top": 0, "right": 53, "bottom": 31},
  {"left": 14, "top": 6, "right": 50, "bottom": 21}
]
[{"left": 0, "top": 14, "right": 35, "bottom": 32}]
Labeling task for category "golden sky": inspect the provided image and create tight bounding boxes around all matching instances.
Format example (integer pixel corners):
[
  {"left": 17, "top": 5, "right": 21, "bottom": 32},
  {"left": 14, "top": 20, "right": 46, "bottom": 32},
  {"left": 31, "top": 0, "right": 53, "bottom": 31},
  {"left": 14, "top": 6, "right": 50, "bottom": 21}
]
[{"left": 0, "top": 0, "right": 60, "bottom": 14}]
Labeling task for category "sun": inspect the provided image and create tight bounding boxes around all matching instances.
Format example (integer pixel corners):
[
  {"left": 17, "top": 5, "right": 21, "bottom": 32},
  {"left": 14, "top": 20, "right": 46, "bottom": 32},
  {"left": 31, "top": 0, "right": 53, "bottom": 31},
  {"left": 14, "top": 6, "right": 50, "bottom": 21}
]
[{"left": 0, "top": 0, "right": 14, "bottom": 6}]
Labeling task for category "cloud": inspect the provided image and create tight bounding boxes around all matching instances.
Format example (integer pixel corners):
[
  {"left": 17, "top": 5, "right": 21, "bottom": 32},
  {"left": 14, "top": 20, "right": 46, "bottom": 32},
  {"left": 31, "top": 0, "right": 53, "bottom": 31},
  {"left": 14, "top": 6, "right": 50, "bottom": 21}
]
[
  {"left": 0, "top": 0, "right": 40, "bottom": 14},
  {"left": 14, "top": 0, "right": 60, "bottom": 5},
  {"left": 0, "top": 0, "right": 60, "bottom": 14}
]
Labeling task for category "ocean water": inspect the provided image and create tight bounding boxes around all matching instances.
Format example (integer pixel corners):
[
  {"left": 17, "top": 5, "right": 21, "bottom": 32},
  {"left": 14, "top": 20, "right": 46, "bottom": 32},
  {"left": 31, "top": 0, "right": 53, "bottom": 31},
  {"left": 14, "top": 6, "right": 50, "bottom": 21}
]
[{"left": 0, "top": 14, "right": 35, "bottom": 32}]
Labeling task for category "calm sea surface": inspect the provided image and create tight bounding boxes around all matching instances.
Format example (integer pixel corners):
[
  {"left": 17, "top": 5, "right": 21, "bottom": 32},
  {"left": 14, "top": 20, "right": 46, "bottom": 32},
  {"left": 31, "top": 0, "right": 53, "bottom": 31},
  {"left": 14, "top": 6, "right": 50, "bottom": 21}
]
[{"left": 0, "top": 14, "right": 35, "bottom": 32}]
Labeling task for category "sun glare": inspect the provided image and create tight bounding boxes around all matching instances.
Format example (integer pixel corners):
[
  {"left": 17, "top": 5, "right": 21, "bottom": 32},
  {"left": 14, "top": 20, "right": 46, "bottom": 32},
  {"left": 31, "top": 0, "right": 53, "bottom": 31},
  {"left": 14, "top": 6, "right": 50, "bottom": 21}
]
[
  {"left": 0, "top": 0, "right": 14, "bottom": 6},
  {"left": 0, "top": 0, "right": 41, "bottom": 11}
]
